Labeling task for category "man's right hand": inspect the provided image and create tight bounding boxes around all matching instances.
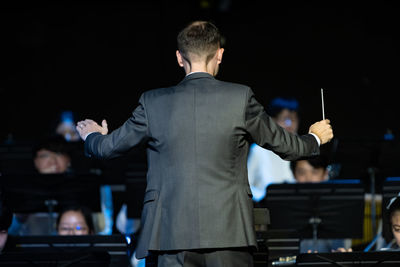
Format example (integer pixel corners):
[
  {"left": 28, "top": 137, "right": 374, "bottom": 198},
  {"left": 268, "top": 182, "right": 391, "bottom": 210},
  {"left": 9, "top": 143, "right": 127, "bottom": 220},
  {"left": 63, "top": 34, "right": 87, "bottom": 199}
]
[{"left": 308, "top": 119, "right": 333, "bottom": 145}]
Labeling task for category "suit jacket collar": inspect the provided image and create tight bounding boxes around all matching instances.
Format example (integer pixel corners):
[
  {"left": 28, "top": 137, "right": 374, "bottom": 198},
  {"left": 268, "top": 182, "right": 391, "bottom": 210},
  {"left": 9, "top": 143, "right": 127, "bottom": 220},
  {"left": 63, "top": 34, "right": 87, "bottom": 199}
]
[{"left": 179, "top": 72, "right": 215, "bottom": 84}]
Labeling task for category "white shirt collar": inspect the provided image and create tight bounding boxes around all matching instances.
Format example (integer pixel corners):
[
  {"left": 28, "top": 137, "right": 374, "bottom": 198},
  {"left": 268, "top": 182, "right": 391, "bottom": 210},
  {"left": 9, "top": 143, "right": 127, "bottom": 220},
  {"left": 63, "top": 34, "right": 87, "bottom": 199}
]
[{"left": 186, "top": 71, "right": 204, "bottom": 76}]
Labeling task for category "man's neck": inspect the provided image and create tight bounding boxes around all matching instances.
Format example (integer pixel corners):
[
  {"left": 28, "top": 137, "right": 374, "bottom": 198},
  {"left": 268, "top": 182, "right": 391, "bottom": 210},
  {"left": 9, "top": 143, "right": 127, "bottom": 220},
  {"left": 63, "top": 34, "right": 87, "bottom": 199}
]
[{"left": 184, "top": 62, "right": 216, "bottom": 76}]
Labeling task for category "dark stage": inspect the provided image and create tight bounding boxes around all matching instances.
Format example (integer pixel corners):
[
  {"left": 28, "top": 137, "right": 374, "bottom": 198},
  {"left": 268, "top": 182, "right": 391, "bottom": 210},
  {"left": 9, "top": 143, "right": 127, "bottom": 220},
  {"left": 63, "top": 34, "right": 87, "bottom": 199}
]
[{"left": 1, "top": 2, "right": 400, "bottom": 266}]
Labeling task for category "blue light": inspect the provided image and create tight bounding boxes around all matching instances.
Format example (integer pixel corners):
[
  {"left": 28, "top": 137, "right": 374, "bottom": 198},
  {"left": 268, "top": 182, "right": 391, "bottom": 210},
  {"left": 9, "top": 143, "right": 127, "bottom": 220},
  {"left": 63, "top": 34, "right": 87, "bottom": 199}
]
[
  {"left": 323, "top": 179, "right": 361, "bottom": 184},
  {"left": 61, "top": 110, "right": 74, "bottom": 123},
  {"left": 284, "top": 119, "right": 292, "bottom": 127},
  {"left": 270, "top": 97, "right": 299, "bottom": 111},
  {"left": 386, "top": 177, "right": 400, "bottom": 182},
  {"left": 384, "top": 132, "right": 395, "bottom": 141}
]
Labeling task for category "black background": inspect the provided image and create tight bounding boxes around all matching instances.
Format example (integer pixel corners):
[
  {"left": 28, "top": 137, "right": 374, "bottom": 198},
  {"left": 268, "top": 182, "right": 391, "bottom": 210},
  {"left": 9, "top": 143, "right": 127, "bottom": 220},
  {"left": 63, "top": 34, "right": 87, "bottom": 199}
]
[{"left": 1, "top": 1, "right": 400, "bottom": 183}]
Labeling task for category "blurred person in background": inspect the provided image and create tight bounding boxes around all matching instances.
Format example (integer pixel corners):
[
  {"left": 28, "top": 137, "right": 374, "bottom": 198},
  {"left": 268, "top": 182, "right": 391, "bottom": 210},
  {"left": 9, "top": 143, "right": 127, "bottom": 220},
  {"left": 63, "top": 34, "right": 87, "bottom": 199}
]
[
  {"left": 32, "top": 136, "right": 73, "bottom": 174},
  {"left": 247, "top": 97, "right": 300, "bottom": 202},
  {"left": 56, "top": 205, "right": 95, "bottom": 235},
  {"left": 290, "top": 155, "right": 329, "bottom": 184},
  {"left": 8, "top": 136, "right": 113, "bottom": 236},
  {"left": 291, "top": 155, "right": 352, "bottom": 253},
  {"left": 54, "top": 110, "right": 81, "bottom": 143},
  {"left": 375, "top": 193, "right": 400, "bottom": 251}
]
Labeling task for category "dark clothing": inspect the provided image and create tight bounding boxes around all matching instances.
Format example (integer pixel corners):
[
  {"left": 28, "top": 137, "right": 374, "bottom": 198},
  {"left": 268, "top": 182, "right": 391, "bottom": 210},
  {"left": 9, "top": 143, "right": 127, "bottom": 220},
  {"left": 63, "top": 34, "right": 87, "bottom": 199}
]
[{"left": 84, "top": 72, "right": 320, "bottom": 260}]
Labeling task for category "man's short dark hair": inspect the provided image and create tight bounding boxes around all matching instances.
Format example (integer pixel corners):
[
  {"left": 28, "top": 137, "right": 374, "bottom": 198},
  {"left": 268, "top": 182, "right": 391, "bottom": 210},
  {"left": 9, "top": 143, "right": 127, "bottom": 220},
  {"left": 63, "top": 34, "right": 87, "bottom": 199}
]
[{"left": 177, "top": 20, "right": 221, "bottom": 64}]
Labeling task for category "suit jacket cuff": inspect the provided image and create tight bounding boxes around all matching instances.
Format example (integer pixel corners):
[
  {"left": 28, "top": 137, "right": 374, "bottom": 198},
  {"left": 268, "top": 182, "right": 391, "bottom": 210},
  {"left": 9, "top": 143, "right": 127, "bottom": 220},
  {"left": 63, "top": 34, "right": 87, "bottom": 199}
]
[
  {"left": 309, "top": 133, "right": 321, "bottom": 146},
  {"left": 84, "top": 132, "right": 102, "bottom": 157}
]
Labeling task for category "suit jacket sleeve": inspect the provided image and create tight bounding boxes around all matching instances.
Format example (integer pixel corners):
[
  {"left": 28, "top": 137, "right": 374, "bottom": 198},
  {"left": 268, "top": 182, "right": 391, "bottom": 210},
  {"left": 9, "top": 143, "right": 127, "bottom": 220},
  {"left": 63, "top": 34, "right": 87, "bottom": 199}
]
[
  {"left": 244, "top": 88, "right": 319, "bottom": 161},
  {"left": 85, "top": 93, "right": 149, "bottom": 159}
]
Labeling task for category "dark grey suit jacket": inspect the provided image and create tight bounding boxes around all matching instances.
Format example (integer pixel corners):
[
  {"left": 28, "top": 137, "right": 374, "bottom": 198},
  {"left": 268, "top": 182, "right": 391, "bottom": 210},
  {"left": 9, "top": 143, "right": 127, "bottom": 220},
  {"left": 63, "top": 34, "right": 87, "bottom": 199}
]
[{"left": 84, "top": 72, "right": 319, "bottom": 259}]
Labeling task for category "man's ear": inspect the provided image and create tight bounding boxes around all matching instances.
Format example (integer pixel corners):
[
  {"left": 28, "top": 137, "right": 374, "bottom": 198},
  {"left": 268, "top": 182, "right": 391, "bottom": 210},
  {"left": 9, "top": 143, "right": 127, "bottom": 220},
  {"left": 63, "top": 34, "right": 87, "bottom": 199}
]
[
  {"left": 217, "top": 48, "right": 224, "bottom": 64},
  {"left": 176, "top": 50, "right": 184, "bottom": 67}
]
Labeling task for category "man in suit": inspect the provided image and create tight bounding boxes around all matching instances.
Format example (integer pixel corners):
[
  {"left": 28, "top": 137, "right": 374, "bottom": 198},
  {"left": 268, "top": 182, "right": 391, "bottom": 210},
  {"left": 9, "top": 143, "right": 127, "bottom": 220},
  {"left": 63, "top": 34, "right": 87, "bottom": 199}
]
[{"left": 76, "top": 20, "right": 333, "bottom": 267}]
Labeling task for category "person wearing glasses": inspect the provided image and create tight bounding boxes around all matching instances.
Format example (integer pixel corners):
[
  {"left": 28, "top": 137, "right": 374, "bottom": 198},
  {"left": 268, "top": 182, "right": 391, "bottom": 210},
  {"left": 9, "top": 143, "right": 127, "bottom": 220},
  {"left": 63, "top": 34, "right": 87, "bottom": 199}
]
[
  {"left": 247, "top": 97, "right": 301, "bottom": 202},
  {"left": 56, "top": 205, "right": 94, "bottom": 235}
]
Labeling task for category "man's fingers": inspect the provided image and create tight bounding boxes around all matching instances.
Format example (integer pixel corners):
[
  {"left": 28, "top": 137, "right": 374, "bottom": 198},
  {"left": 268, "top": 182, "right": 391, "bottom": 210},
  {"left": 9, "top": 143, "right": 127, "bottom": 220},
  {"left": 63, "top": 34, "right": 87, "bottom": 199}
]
[
  {"left": 84, "top": 119, "right": 97, "bottom": 125},
  {"left": 102, "top": 119, "right": 108, "bottom": 129},
  {"left": 101, "top": 119, "right": 109, "bottom": 135},
  {"left": 77, "top": 121, "right": 85, "bottom": 128}
]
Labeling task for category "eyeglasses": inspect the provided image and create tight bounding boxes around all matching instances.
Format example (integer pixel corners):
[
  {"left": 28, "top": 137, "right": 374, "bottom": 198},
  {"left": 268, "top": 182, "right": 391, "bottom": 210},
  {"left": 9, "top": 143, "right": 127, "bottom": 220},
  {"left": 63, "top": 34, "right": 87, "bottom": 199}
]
[{"left": 58, "top": 224, "right": 89, "bottom": 234}]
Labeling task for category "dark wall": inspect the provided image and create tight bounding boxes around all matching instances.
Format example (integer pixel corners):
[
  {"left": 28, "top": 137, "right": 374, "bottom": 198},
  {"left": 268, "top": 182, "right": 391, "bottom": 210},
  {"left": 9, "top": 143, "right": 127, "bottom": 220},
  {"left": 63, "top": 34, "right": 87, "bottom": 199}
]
[{"left": 1, "top": 2, "right": 399, "bottom": 160}]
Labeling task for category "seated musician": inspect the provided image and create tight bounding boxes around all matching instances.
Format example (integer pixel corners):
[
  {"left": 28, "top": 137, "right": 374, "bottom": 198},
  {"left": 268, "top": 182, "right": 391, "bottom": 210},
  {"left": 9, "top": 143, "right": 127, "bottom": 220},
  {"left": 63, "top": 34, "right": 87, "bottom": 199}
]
[
  {"left": 56, "top": 205, "right": 94, "bottom": 235},
  {"left": 290, "top": 155, "right": 352, "bottom": 253},
  {"left": 376, "top": 193, "right": 400, "bottom": 250},
  {"left": 8, "top": 136, "right": 113, "bottom": 235}
]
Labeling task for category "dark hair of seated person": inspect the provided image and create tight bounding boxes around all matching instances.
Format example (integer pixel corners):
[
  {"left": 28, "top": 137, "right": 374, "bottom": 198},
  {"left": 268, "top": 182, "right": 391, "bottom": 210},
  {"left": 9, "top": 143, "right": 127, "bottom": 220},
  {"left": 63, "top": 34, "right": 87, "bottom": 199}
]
[
  {"left": 383, "top": 194, "right": 400, "bottom": 246},
  {"left": 289, "top": 154, "right": 329, "bottom": 174},
  {"left": 31, "top": 135, "right": 74, "bottom": 175},
  {"left": 32, "top": 135, "right": 72, "bottom": 158},
  {"left": 56, "top": 205, "right": 95, "bottom": 235}
]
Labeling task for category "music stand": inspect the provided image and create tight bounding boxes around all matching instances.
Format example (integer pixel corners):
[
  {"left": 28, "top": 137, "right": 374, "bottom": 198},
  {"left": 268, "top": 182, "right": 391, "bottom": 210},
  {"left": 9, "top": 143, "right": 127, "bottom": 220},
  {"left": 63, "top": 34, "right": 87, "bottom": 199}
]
[
  {"left": 377, "top": 141, "right": 400, "bottom": 180},
  {"left": 327, "top": 137, "right": 388, "bottom": 185},
  {"left": 296, "top": 251, "right": 400, "bottom": 266},
  {"left": 0, "top": 142, "right": 37, "bottom": 176},
  {"left": 263, "top": 180, "right": 365, "bottom": 252},
  {"left": 330, "top": 138, "right": 400, "bottom": 237},
  {"left": 4, "top": 234, "right": 130, "bottom": 267},
  {"left": 0, "top": 251, "right": 110, "bottom": 267},
  {"left": 1, "top": 173, "right": 102, "bottom": 234}
]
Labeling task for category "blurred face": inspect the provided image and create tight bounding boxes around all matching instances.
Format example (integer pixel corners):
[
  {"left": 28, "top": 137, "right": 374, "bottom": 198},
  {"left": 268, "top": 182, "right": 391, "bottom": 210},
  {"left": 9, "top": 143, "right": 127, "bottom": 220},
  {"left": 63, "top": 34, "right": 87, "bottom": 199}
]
[
  {"left": 294, "top": 160, "right": 329, "bottom": 183},
  {"left": 58, "top": 210, "right": 90, "bottom": 235},
  {"left": 275, "top": 109, "right": 299, "bottom": 134},
  {"left": 0, "top": 230, "right": 8, "bottom": 252},
  {"left": 34, "top": 149, "right": 71, "bottom": 174},
  {"left": 391, "top": 210, "right": 400, "bottom": 246}
]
